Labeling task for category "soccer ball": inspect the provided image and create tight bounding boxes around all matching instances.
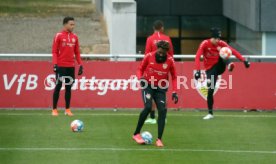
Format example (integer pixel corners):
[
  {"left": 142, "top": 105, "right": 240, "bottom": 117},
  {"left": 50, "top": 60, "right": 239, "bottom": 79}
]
[
  {"left": 70, "top": 120, "right": 84, "bottom": 132},
  {"left": 141, "top": 131, "right": 153, "bottom": 144},
  {"left": 219, "top": 47, "right": 232, "bottom": 59}
]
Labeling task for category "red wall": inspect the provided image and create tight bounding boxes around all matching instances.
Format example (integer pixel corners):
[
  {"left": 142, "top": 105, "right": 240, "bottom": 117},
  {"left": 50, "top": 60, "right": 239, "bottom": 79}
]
[{"left": 0, "top": 61, "right": 275, "bottom": 110}]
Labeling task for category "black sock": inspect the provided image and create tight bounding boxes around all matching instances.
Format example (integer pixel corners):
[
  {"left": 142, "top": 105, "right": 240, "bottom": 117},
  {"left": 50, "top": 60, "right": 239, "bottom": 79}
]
[
  {"left": 134, "top": 107, "right": 151, "bottom": 135},
  {"left": 207, "top": 88, "right": 214, "bottom": 115},
  {"left": 53, "top": 82, "right": 62, "bottom": 109},
  {"left": 150, "top": 110, "right": 155, "bottom": 119},
  {"left": 157, "top": 109, "right": 167, "bottom": 140},
  {"left": 65, "top": 85, "right": 72, "bottom": 109},
  {"left": 208, "top": 109, "right": 213, "bottom": 115}
]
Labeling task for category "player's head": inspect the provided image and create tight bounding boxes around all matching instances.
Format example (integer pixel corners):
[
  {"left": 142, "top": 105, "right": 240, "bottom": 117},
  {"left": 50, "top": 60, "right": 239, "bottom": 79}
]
[
  {"left": 210, "top": 27, "right": 222, "bottom": 45},
  {"left": 153, "top": 20, "right": 164, "bottom": 32},
  {"left": 155, "top": 40, "right": 169, "bottom": 63},
  {"left": 63, "top": 16, "right": 75, "bottom": 32}
]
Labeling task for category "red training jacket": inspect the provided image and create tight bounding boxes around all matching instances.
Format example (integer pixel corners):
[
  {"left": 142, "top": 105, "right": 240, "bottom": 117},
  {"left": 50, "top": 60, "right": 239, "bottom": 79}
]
[
  {"left": 195, "top": 39, "right": 245, "bottom": 70},
  {"left": 52, "top": 30, "right": 82, "bottom": 67},
  {"left": 137, "top": 51, "right": 177, "bottom": 92},
  {"left": 145, "top": 32, "right": 174, "bottom": 56}
]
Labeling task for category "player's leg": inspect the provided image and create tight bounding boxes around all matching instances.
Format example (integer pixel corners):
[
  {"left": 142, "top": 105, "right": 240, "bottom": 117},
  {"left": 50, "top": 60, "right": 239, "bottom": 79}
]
[
  {"left": 220, "top": 56, "right": 235, "bottom": 72},
  {"left": 145, "top": 101, "right": 157, "bottom": 124},
  {"left": 217, "top": 57, "right": 227, "bottom": 75},
  {"left": 207, "top": 74, "right": 218, "bottom": 113},
  {"left": 133, "top": 86, "right": 153, "bottom": 144},
  {"left": 64, "top": 67, "right": 75, "bottom": 116},
  {"left": 52, "top": 68, "right": 64, "bottom": 116},
  {"left": 153, "top": 88, "right": 167, "bottom": 147},
  {"left": 150, "top": 107, "right": 156, "bottom": 119},
  {"left": 204, "top": 67, "right": 218, "bottom": 120},
  {"left": 204, "top": 58, "right": 226, "bottom": 119}
]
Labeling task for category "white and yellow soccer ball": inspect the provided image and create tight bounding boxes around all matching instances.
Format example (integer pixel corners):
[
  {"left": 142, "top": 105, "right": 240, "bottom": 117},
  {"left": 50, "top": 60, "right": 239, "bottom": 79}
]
[
  {"left": 219, "top": 47, "right": 232, "bottom": 59},
  {"left": 141, "top": 131, "right": 153, "bottom": 144},
  {"left": 70, "top": 120, "right": 84, "bottom": 132}
]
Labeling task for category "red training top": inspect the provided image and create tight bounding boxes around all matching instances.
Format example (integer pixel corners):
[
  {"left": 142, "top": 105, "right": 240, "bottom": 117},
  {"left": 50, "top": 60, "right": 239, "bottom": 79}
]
[
  {"left": 195, "top": 39, "right": 245, "bottom": 70},
  {"left": 145, "top": 32, "right": 174, "bottom": 56},
  {"left": 137, "top": 51, "right": 177, "bottom": 92},
  {"left": 52, "top": 30, "right": 82, "bottom": 67}
]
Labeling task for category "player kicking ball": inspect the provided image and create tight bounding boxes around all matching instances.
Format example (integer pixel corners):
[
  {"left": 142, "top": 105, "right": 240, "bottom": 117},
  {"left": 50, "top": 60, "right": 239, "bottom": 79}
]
[
  {"left": 132, "top": 41, "right": 178, "bottom": 147},
  {"left": 51, "top": 17, "right": 83, "bottom": 116},
  {"left": 194, "top": 28, "right": 250, "bottom": 120}
]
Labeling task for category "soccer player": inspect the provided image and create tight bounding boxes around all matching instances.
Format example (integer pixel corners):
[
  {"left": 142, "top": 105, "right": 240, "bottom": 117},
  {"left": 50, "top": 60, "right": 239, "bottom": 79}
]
[
  {"left": 133, "top": 41, "right": 178, "bottom": 147},
  {"left": 194, "top": 28, "right": 250, "bottom": 120},
  {"left": 144, "top": 20, "right": 174, "bottom": 124},
  {"left": 51, "top": 16, "right": 83, "bottom": 116}
]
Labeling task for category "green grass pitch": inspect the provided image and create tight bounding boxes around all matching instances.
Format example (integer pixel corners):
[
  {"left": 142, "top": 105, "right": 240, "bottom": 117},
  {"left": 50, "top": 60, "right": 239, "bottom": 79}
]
[{"left": 0, "top": 110, "right": 275, "bottom": 164}]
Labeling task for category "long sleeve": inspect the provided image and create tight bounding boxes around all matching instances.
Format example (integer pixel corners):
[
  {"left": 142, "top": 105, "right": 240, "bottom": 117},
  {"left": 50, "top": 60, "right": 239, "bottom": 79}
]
[
  {"left": 220, "top": 41, "right": 245, "bottom": 62},
  {"left": 144, "top": 37, "right": 152, "bottom": 55},
  {"left": 74, "top": 37, "right": 82, "bottom": 65},
  {"left": 195, "top": 41, "right": 205, "bottom": 70},
  {"left": 137, "top": 54, "right": 149, "bottom": 79},
  {"left": 170, "top": 59, "right": 177, "bottom": 92},
  {"left": 52, "top": 34, "right": 60, "bottom": 65},
  {"left": 168, "top": 37, "right": 174, "bottom": 56}
]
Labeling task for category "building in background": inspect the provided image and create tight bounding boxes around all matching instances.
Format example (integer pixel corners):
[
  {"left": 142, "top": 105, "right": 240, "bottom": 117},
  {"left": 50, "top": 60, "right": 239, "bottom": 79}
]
[
  {"left": 137, "top": 0, "right": 276, "bottom": 55},
  {"left": 136, "top": 0, "right": 227, "bottom": 55},
  {"left": 95, "top": 0, "right": 276, "bottom": 56},
  {"left": 223, "top": 0, "right": 276, "bottom": 56}
]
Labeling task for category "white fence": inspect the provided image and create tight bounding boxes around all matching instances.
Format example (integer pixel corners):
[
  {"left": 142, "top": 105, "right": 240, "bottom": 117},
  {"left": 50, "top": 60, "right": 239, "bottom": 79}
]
[{"left": 0, "top": 54, "right": 276, "bottom": 61}]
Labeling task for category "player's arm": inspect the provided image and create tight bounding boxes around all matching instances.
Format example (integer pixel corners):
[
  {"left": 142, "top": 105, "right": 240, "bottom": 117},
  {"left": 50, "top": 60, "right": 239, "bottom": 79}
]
[
  {"left": 194, "top": 41, "right": 205, "bottom": 80},
  {"left": 144, "top": 37, "right": 152, "bottom": 55},
  {"left": 168, "top": 37, "right": 174, "bottom": 56},
  {"left": 195, "top": 41, "right": 205, "bottom": 70},
  {"left": 220, "top": 41, "right": 250, "bottom": 68},
  {"left": 52, "top": 33, "right": 60, "bottom": 72},
  {"left": 137, "top": 53, "right": 150, "bottom": 79},
  {"left": 74, "top": 36, "right": 83, "bottom": 75},
  {"left": 74, "top": 36, "right": 82, "bottom": 64},
  {"left": 170, "top": 59, "right": 178, "bottom": 104},
  {"left": 137, "top": 54, "right": 150, "bottom": 88}
]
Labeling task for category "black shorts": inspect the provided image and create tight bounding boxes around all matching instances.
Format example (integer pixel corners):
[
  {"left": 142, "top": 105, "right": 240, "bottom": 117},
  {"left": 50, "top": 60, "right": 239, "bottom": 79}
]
[
  {"left": 142, "top": 86, "right": 167, "bottom": 111},
  {"left": 206, "top": 57, "right": 226, "bottom": 80},
  {"left": 56, "top": 67, "right": 75, "bottom": 84}
]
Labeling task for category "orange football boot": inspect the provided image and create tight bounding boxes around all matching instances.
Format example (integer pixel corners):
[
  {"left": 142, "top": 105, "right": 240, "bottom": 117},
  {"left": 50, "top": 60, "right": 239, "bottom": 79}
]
[
  {"left": 65, "top": 109, "right": 73, "bottom": 116},
  {"left": 132, "top": 134, "right": 145, "bottom": 144},
  {"left": 52, "top": 109, "right": 59, "bottom": 116},
  {"left": 156, "top": 139, "right": 164, "bottom": 147}
]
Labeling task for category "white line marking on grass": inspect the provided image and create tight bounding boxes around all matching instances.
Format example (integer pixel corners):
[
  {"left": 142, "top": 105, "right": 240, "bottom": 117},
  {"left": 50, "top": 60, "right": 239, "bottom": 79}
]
[
  {"left": 0, "top": 113, "right": 276, "bottom": 118},
  {"left": 0, "top": 147, "right": 275, "bottom": 154}
]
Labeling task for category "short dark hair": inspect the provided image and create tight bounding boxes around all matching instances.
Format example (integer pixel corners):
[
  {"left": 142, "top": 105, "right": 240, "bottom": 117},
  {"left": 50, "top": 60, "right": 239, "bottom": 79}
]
[
  {"left": 156, "top": 40, "right": 170, "bottom": 51},
  {"left": 63, "top": 16, "right": 74, "bottom": 25},
  {"left": 153, "top": 20, "right": 164, "bottom": 30}
]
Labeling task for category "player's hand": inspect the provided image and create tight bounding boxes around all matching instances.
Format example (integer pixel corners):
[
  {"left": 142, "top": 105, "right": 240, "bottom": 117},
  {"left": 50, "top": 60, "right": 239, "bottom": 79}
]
[
  {"left": 78, "top": 65, "right": 83, "bottom": 75},
  {"left": 194, "top": 70, "right": 201, "bottom": 80},
  {"left": 244, "top": 60, "right": 250, "bottom": 68},
  {"left": 140, "top": 78, "right": 147, "bottom": 88},
  {"left": 53, "top": 64, "right": 58, "bottom": 73},
  {"left": 172, "top": 92, "right": 178, "bottom": 104}
]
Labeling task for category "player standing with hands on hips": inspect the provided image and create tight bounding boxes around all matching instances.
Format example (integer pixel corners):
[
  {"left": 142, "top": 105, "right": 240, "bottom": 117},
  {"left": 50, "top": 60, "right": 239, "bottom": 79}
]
[
  {"left": 51, "top": 17, "right": 83, "bottom": 116},
  {"left": 132, "top": 41, "right": 179, "bottom": 147},
  {"left": 194, "top": 28, "right": 250, "bottom": 120}
]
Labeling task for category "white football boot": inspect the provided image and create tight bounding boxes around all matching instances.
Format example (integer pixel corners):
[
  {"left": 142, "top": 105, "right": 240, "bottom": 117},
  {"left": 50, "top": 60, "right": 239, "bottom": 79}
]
[
  {"left": 203, "top": 114, "right": 214, "bottom": 120},
  {"left": 145, "top": 118, "right": 157, "bottom": 124}
]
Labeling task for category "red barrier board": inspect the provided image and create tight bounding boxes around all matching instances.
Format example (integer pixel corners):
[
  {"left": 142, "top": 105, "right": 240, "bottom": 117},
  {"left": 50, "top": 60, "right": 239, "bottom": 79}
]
[{"left": 0, "top": 61, "right": 275, "bottom": 110}]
